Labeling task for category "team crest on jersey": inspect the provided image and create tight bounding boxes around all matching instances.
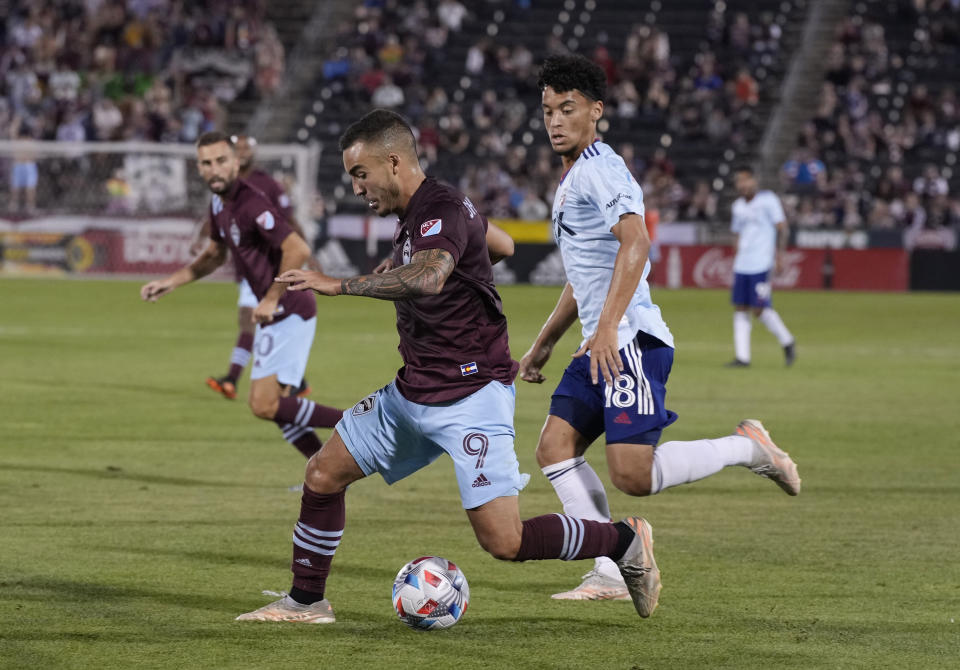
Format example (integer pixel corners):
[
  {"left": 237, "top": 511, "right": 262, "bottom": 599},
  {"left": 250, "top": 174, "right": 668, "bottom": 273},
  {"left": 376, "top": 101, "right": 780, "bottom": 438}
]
[
  {"left": 230, "top": 222, "right": 240, "bottom": 245},
  {"left": 211, "top": 194, "right": 223, "bottom": 215},
  {"left": 420, "top": 218, "right": 442, "bottom": 237},
  {"left": 402, "top": 237, "right": 412, "bottom": 265},
  {"left": 352, "top": 394, "right": 376, "bottom": 416}
]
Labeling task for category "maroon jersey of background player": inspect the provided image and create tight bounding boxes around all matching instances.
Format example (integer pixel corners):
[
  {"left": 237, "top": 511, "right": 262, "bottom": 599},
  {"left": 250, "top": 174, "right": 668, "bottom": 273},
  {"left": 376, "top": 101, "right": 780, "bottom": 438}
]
[
  {"left": 391, "top": 177, "right": 518, "bottom": 403},
  {"left": 230, "top": 168, "right": 294, "bottom": 282},
  {"left": 209, "top": 178, "right": 315, "bottom": 323}
]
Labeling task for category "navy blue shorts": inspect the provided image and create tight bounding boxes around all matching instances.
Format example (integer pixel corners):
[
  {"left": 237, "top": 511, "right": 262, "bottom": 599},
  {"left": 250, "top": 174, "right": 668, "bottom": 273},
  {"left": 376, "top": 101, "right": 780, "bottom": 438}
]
[
  {"left": 549, "top": 331, "right": 678, "bottom": 446},
  {"left": 731, "top": 271, "right": 772, "bottom": 308}
]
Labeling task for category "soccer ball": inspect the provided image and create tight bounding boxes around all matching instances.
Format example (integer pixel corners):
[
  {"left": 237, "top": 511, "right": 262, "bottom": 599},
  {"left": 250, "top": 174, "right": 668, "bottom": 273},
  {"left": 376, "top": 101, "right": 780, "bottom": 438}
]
[{"left": 392, "top": 556, "right": 469, "bottom": 630}]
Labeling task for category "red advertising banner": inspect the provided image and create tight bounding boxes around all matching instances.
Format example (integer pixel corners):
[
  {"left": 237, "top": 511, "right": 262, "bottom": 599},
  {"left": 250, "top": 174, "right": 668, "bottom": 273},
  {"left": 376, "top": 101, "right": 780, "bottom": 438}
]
[
  {"left": 1, "top": 220, "right": 232, "bottom": 278},
  {"left": 650, "top": 245, "right": 908, "bottom": 291}
]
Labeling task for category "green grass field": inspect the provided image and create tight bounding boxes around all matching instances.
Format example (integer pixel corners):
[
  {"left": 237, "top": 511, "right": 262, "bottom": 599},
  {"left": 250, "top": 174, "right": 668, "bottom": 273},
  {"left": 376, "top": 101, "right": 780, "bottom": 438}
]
[{"left": 1, "top": 278, "right": 958, "bottom": 669}]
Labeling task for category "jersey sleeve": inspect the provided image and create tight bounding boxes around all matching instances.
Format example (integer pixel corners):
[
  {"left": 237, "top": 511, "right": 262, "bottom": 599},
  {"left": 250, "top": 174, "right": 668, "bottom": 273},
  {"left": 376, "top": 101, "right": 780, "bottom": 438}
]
[
  {"left": 248, "top": 193, "right": 294, "bottom": 249},
  {"left": 581, "top": 155, "right": 646, "bottom": 231},
  {"left": 261, "top": 178, "right": 296, "bottom": 221},
  {"left": 208, "top": 196, "right": 223, "bottom": 240},
  {"left": 766, "top": 192, "right": 786, "bottom": 225},
  {"left": 410, "top": 200, "right": 468, "bottom": 264}
]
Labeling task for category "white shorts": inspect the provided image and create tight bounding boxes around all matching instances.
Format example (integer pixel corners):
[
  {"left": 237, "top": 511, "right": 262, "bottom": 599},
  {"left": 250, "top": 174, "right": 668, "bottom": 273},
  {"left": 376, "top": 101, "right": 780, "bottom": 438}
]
[
  {"left": 337, "top": 380, "right": 530, "bottom": 509},
  {"left": 250, "top": 315, "right": 315, "bottom": 386},
  {"left": 237, "top": 279, "right": 258, "bottom": 309}
]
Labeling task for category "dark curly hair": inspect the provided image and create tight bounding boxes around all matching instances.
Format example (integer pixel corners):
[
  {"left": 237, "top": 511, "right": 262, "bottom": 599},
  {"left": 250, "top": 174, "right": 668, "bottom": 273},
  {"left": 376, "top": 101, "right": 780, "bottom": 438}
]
[{"left": 537, "top": 54, "right": 607, "bottom": 102}]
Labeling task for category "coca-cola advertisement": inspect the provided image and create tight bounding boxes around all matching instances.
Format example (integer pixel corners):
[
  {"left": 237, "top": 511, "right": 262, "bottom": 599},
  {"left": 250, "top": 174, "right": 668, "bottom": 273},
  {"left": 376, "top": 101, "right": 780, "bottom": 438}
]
[{"left": 650, "top": 245, "right": 908, "bottom": 291}]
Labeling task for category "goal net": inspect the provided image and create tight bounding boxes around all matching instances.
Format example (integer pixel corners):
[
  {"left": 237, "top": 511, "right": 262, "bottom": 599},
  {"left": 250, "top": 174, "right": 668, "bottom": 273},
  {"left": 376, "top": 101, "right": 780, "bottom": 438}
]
[{"left": 0, "top": 140, "right": 318, "bottom": 277}]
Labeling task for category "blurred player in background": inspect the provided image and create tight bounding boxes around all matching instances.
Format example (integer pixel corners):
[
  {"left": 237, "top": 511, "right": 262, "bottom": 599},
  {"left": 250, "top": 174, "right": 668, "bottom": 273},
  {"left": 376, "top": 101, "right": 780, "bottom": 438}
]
[
  {"left": 142, "top": 132, "right": 342, "bottom": 459},
  {"left": 519, "top": 55, "right": 801, "bottom": 602},
  {"left": 236, "top": 109, "right": 661, "bottom": 624},
  {"left": 191, "top": 134, "right": 321, "bottom": 400},
  {"left": 727, "top": 166, "right": 797, "bottom": 367}
]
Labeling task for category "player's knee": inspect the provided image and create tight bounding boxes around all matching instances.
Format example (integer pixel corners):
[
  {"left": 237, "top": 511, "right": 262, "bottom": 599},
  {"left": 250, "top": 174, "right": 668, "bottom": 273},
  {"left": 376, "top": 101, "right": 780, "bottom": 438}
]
[
  {"left": 478, "top": 531, "right": 521, "bottom": 561},
  {"left": 303, "top": 455, "right": 336, "bottom": 493},
  {"left": 535, "top": 434, "right": 575, "bottom": 469},
  {"left": 248, "top": 394, "right": 278, "bottom": 420},
  {"left": 610, "top": 469, "right": 653, "bottom": 497}
]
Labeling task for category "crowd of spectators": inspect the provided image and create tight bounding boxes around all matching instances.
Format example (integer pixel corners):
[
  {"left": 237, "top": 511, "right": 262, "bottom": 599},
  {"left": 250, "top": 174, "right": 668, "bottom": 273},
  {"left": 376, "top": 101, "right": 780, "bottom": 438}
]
[
  {"left": 1, "top": 0, "right": 283, "bottom": 149},
  {"left": 317, "top": 0, "right": 795, "bottom": 223},
  {"left": 780, "top": 0, "right": 960, "bottom": 239}
]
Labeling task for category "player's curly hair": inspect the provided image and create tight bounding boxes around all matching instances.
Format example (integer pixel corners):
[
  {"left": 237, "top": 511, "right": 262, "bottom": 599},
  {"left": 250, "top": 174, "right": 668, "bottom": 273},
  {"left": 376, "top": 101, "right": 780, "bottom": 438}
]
[
  {"left": 339, "top": 109, "right": 418, "bottom": 157},
  {"left": 537, "top": 54, "right": 607, "bottom": 102}
]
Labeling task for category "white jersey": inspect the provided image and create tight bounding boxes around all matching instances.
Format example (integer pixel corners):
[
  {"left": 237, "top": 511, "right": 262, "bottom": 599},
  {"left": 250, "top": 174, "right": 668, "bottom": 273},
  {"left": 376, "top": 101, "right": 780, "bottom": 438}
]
[
  {"left": 551, "top": 140, "right": 674, "bottom": 349},
  {"left": 731, "top": 190, "right": 785, "bottom": 274}
]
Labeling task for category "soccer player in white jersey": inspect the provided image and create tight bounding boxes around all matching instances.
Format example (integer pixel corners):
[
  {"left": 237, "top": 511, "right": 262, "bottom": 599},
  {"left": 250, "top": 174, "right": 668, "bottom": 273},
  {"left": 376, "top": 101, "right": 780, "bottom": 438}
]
[
  {"left": 519, "top": 54, "right": 802, "bottom": 602},
  {"left": 727, "top": 166, "right": 796, "bottom": 367}
]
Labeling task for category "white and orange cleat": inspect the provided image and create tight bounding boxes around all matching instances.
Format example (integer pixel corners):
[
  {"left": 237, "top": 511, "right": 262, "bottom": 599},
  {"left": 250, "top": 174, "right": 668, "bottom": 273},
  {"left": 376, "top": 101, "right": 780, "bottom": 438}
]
[
  {"left": 551, "top": 568, "right": 630, "bottom": 601},
  {"left": 737, "top": 419, "right": 801, "bottom": 496},
  {"left": 236, "top": 593, "right": 335, "bottom": 624},
  {"left": 615, "top": 517, "right": 661, "bottom": 618}
]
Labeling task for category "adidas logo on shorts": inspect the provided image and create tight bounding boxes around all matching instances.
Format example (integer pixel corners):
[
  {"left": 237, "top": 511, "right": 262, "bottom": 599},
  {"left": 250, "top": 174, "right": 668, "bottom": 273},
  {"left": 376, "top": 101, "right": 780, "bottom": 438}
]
[{"left": 472, "top": 473, "right": 491, "bottom": 488}]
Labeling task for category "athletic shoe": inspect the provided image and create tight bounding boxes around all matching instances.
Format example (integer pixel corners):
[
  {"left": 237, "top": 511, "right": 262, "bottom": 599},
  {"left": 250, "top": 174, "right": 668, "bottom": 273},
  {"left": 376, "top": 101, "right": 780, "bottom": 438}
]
[
  {"left": 295, "top": 378, "right": 312, "bottom": 398},
  {"left": 236, "top": 594, "right": 335, "bottom": 624},
  {"left": 206, "top": 375, "right": 237, "bottom": 400},
  {"left": 551, "top": 568, "right": 630, "bottom": 601},
  {"left": 725, "top": 359, "right": 750, "bottom": 368},
  {"left": 615, "top": 517, "right": 661, "bottom": 618},
  {"left": 784, "top": 342, "right": 796, "bottom": 367},
  {"left": 737, "top": 419, "right": 801, "bottom": 496}
]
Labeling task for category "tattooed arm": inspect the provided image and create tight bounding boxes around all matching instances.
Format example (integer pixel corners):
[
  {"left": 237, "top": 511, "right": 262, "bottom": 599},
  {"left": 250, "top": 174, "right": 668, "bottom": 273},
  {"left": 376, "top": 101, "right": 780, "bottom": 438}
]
[{"left": 275, "top": 248, "right": 455, "bottom": 300}]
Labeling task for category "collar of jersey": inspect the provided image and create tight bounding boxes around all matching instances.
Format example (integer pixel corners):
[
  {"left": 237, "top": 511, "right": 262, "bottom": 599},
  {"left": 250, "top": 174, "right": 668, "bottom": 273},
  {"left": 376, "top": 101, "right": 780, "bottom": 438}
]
[{"left": 559, "top": 139, "right": 601, "bottom": 186}]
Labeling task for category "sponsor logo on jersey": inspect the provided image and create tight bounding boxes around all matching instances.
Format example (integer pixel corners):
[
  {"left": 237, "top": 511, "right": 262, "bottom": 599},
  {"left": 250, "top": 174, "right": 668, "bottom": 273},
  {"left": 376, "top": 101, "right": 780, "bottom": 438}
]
[
  {"left": 606, "top": 192, "right": 631, "bottom": 209},
  {"left": 230, "top": 222, "right": 240, "bottom": 246},
  {"left": 352, "top": 394, "right": 376, "bottom": 416},
  {"left": 420, "top": 218, "right": 442, "bottom": 237},
  {"left": 460, "top": 362, "right": 478, "bottom": 376}
]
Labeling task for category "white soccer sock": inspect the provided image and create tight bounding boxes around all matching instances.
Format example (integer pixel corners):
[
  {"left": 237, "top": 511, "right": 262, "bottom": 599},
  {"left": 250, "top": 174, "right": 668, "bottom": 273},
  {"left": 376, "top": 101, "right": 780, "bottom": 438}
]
[
  {"left": 650, "top": 436, "right": 758, "bottom": 494},
  {"left": 734, "top": 311, "right": 752, "bottom": 362},
  {"left": 759, "top": 308, "right": 794, "bottom": 346},
  {"left": 541, "top": 457, "right": 619, "bottom": 578}
]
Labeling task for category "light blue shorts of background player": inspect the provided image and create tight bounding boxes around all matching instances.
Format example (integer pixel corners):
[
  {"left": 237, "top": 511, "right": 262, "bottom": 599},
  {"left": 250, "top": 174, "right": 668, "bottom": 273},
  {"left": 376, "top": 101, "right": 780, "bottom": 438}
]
[
  {"left": 11, "top": 162, "right": 38, "bottom": 189},
  {"left": 337, "top": 380, "right": 529, "bottom": 509},
  {"left": 731, "top": 270, "right": 773, "bottom": 308},
  {"left": 549, "top": 330, "right": 678, "bottom": 446},
  {"left": 250, "top": 314, "right": 315, "bottom": 386}
]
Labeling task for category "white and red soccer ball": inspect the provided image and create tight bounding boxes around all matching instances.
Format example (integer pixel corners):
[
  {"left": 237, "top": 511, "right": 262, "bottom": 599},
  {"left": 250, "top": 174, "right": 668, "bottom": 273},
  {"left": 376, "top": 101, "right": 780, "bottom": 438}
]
[{"left": 392, "top": 556, "right": 469, "bottom": 630}]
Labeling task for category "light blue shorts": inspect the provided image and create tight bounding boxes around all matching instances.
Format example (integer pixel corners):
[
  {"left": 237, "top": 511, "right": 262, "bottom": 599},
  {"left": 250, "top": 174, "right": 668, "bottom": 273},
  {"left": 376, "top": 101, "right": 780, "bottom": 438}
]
[
  {"left": 237, "top": 278, "right": 258, "bottom": 309},
  {"left": 337, "top": 380, "right": 529, "bottom": 509},
  {"left": 11, "top": 162, "right": 38, "bottom": 189},
  {"left": 250, "top": 315, "right": 315, "bottom": 386}
]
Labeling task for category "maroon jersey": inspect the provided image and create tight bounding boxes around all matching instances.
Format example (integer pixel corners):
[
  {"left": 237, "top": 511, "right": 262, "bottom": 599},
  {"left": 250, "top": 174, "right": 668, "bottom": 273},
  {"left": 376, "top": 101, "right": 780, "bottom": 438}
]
[
  {"left": 208, "top": 178, "right": 315, "bottom": 323},
  {"left": 392, "top": 177, "right": 518, "bottom": 403},
  {"left": 229, "top": 168, "right": 294, "bottom": 282}
]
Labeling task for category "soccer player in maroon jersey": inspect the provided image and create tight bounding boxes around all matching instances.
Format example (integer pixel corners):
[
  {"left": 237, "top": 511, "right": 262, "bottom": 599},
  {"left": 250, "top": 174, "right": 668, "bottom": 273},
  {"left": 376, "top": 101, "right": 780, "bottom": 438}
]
[
  {"left": 192, "top": 134, "right": 320, "bottom": 401},
  {"left": 140, "top": 132, "right": 342, "bottom": 459},
  {"left": 236, "top": 110, "right": 661, "bottom": 624}
]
